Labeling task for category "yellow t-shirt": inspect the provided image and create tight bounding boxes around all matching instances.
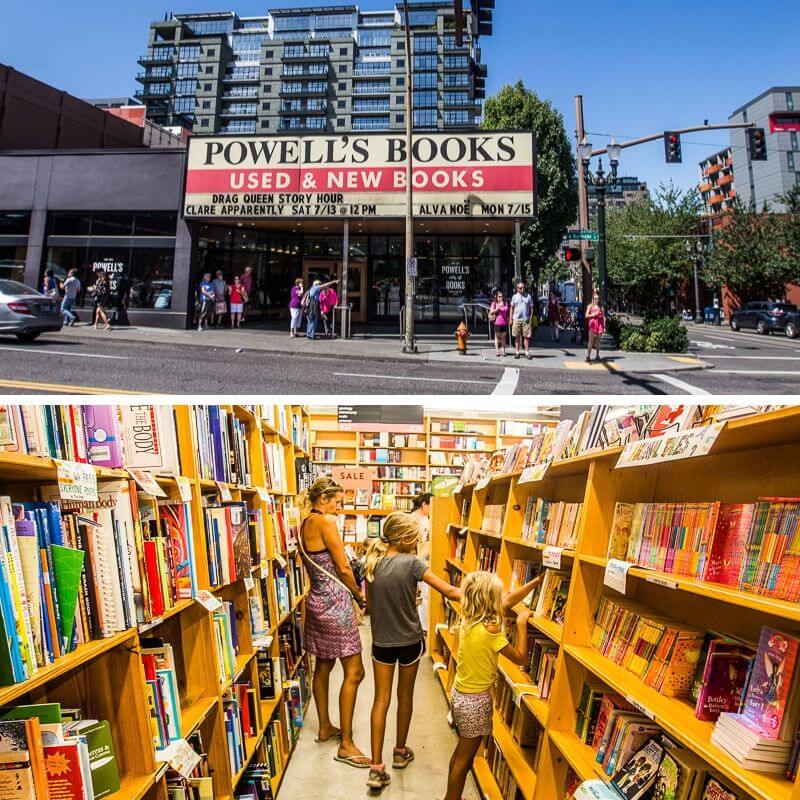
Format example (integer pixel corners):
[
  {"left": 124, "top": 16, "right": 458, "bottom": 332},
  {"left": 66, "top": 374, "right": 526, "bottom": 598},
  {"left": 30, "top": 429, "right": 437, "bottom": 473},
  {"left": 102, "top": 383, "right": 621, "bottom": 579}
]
[{"left": 454, "top": 621, "right": 509, "bottom": 694}]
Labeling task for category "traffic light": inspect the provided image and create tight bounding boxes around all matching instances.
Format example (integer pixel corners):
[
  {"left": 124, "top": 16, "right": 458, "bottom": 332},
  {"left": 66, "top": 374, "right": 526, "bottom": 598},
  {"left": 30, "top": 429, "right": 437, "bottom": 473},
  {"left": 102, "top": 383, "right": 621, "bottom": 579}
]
[
  {"left": 454, "top": 0, "right": 464, "bottom": 46},
  {"left": 563, "top": 246, "right": 581, "bottom": 263},
  {"left": 664, "top": 132, "right": 682, "bottom": 164},
  {"left": 472, "top": 0, "right": 495, "bottom": 38},
  {"left": 747, "top": 127, "right": 768, "bottom": 161}
]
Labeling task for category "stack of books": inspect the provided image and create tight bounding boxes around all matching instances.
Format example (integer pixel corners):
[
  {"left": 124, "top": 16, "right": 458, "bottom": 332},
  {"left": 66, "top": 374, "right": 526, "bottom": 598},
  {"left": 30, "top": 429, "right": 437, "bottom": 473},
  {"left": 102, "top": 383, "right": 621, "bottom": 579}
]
[{"left": 521, "top": 498, "right": 582, "bottom": 548}]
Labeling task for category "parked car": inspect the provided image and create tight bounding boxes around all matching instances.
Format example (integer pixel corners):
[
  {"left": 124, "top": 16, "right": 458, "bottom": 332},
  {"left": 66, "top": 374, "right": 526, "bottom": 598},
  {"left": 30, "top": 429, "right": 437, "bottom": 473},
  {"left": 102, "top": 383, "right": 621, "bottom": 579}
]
[
  {"left": 785, "top": 310, "right": 800, "bottom": 339},
  {"left": 0, "top": 279, "right": 63, "bottom": 341},
  {"left": 729, "top": 301, "right": 798, "bottom": 335}
]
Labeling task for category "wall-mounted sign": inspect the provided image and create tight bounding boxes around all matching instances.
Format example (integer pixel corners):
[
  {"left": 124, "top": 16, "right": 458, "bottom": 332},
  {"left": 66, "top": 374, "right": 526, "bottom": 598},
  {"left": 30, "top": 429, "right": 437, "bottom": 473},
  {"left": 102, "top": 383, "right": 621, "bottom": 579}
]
[
  {"left": 338, "top": 405, "right": 425, "bottom": 432},
  {"left": 183, "top": 131, "right": 536, "bottom": 220},
  {"left": 332, "top": 466, "right": 376, "bottom": 491}
]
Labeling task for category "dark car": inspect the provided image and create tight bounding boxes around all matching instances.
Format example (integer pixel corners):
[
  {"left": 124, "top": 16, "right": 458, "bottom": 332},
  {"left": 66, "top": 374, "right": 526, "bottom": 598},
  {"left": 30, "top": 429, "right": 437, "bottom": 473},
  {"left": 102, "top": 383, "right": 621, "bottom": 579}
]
[
  {"left": 729, "top": 301, "right": 798, "bottom": 335},
  {"left": 785, "top": 310, "right": 800, "bottom": 339}
]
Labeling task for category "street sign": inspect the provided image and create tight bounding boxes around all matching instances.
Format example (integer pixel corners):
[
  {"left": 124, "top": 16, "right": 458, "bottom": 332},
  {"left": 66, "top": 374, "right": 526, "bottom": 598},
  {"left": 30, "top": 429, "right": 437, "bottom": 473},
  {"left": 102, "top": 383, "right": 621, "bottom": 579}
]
[
  {"left": 567, "top": 229, "right": 599, "bottom": 242},
  {"left": 406, "top": 257, "right": 418, "bottom": 277}
]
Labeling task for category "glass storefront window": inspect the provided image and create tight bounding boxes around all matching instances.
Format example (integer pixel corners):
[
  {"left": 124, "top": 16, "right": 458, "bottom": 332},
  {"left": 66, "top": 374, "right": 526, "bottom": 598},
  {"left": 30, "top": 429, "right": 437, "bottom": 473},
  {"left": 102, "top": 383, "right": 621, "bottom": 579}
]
[
  {"left": 0, "top": 212, "right": 31, "bottom": 235},
  {"left": 0, "top": 246, "right": 27, "bottom": 283}
]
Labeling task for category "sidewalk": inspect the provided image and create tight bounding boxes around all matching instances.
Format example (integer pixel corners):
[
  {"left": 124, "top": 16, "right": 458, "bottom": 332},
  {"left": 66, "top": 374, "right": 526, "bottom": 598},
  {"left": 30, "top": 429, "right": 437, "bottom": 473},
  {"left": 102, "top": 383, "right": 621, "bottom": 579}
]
[{"left": 55, "top": 323, "right": 711, "bottom": 373}]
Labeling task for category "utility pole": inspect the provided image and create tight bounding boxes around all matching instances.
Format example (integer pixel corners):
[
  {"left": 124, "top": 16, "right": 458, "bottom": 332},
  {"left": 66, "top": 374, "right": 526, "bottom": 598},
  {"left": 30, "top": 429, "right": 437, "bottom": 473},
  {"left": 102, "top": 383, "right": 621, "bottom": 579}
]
[
  {"left": 401, "top": 0, "right": 417, "bottom": 353},
  {"left": 574, "top": 95, "right": 592, "bottom": 303}
]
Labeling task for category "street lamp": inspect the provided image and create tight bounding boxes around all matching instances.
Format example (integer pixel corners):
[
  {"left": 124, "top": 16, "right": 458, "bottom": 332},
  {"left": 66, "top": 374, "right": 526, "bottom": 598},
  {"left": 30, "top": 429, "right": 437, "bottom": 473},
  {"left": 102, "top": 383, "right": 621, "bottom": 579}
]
[
  {"left": 685, "top": 239, "right": 706, "bottom": 323},
  {"left": 579, "top": 137, "right": 619, "bottom": 310},
  {"left": 401, "top": 0, "right": 417, "bottom": 354}
]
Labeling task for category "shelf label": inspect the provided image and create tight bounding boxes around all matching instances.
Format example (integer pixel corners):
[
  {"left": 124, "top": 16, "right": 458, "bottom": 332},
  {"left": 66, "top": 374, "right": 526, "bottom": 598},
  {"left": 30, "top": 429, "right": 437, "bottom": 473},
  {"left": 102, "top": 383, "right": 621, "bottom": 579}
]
[
  {"left": 476, "top": 476, "right": 491, "bottom": 490},
  {"left": 158, "top": 739, "right": 202, "bottom": 779},
  {"left": 542, "top": 546, "right": 563, "bottom": 569},
  {"left": 646, "top": 574, "right": 678, "bottom": 590},
  {"left": 616, "top": 422, "right": 725, "bottom": 468},
  {"left": 604, "top": 559, "right": 634, "bottom": 595},
  {"left": 175, "top": 475, "right": 193, "bottom": 503},
  {"left": 624, "top": 694, "right": 655, "bottom": 720},
  {"left": 55, "top": 460, "right": 98, "bottom": 502},
  {"left": 216, "top": 481, "right": 233, "bottom": 502},
  {"left": 127, "top": 468, "right": 167, "bottom": 497},
  {"left": 256, "top": 486, "right": 270, "bottom": 502},
  {"left": 195, "top": 589, "right": 223, "bottom": 613},
  {"left": 260, "top": 558, "right": 269, "bottom": 573},
  {"left": 519, "top": 462, "right": 550, "bottom": 484},
  {"left": 573, "top": 779, "right": 622, "bottom": 800},
  {"left": 244, "top": 574, "right": 255, "bottom": 591}
]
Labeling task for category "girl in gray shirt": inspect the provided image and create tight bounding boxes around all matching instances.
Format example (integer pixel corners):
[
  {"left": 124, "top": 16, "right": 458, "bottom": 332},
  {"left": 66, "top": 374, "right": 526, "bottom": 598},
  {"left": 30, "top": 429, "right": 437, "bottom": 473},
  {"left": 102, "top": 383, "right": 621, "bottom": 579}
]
[{"left": 363, "top": 512, "right": 461, "bottom": 790}]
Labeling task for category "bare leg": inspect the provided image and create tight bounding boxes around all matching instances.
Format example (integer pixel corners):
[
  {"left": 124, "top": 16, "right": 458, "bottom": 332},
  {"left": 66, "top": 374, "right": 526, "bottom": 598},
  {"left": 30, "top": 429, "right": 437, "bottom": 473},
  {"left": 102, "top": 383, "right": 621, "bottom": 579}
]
[
  {"left": 395, "top": 658, "right": 420, "bottom": 754},
  {"left": 312, "top": 658, "right": 338, "bottom": 739},
  {"left": 338, "top": 653, "right": 368, "bottom": 762},
  {"left": 444, "top": 736, "right": 483, "bottom": 800},
  {"left": 370, "top": 658, "right": 396, "bottom": 766},
  {"left": 494, "top": 334, "right": 500, "bottom": 355}
]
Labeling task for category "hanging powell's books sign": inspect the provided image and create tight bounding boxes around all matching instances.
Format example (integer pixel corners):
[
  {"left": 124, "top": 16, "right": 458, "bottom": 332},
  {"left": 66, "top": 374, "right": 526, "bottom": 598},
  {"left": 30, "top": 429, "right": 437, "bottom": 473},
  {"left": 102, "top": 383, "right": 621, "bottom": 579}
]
[{"left": 183, "top": 131, "right": 536, "bottom": 219}]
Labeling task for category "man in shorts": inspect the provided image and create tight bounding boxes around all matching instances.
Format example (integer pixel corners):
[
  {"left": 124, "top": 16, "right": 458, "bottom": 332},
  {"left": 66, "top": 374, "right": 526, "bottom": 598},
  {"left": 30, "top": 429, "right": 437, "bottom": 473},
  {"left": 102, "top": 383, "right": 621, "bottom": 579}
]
[{"left": 510, "top": 280, "right": 535, "bottom": 360}]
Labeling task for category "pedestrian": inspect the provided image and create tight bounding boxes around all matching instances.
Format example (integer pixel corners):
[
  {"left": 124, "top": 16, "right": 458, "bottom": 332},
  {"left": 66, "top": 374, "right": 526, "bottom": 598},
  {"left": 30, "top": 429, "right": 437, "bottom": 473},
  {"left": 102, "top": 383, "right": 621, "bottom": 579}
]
[
  {"left": 306, "top": 277, "right": 339, "bottom": 340},
  {"left": 42, "top": 268, "right": 60, "bottom": 300},
  {"left": 547, "top": 292, "right": 560, "bottom": 342},
  {"left": 239, "top": 265, "right": 254, "bottom": 326},
  {"left": 364, "top": 513, "right": 461, "bottom": 791},
  {"left": 114, "top": 274, "right": 131, "bottom": 326},
  {"left": 586, "top": 290, "right": 606, "bottom": 362},
  {"left": 289, "top": 277, "right": 304, "bottom": 337},
  {"left": 60, "top": 269, "right": 81, "bottom": 327},
  {"left": 408, "top": 492, "right": 432, "bottom": 632},
  {"left": 228, "top": 275, "right": 247, "bottom": 329},
  {"left": 441, "top": 571, "right": 543, "bottom": 800},
  {"left": 90, "top": 270, "right": 111, "bottom": 331},
  {"left": 320, "top": 279, "right": 339, "bottom": 337},
  {"left": 488, "top": 289, "right": 510, "bottom": 357},
  {"left": 211, "top": 270, "right": 227, "bottom": 328},
  {"left": 510, "top": 280, "right": 535, "bottom": 360},
  {"left": 197, "top": 271, "right": 214, "bottom": 332}
]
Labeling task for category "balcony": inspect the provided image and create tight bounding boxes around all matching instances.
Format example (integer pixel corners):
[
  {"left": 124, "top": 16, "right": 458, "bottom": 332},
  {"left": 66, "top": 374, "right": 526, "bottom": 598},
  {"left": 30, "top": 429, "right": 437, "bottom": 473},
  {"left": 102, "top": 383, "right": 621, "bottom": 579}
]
[
  {"left": 279, "top": 104, "right": 327, "bottom": 115},
  {"left": 134, "top": 71, "right": 173, "bottom": 83},
  {"left": 134, "top": 87, "right": 172, "bottom": 100},
  {"left": 138, "top": 52, "right": 174, "bottom": 66},
  {"left": 699, "top": 181, "right": 713, "bottom": 194},
  {"left": 707, "top": 163, "right": 722, "bottom": 174},
  {"left": 281, "top": 67, "right": 329, "bottom": 78},
  {"left": 718, "top": 173, "right": 734, "bottom": 187},
  {"left": 352, "top": 104, "right": 390, "bottom": 114},
  {"left": 283, "top": 51, "right": 330, "bottom": 61},
  {"left": 352, "top": 83, "right": 391, "bottom": 95},
  {"left": 222, "top": 74, "right": 260, "bottom": 83},
  {"left": 220, "top": 108, "right": 258, "bottom": 118},
  {"left": 353, "top": 65, "right": 391, "bottom": 77}
]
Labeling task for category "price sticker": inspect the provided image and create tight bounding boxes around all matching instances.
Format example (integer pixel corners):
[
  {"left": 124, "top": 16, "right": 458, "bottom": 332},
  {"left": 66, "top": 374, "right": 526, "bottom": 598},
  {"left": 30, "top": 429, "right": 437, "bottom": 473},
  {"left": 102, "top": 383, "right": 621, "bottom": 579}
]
[
  {"left": 55, "top": 460, "right": 98, "bottom": 502},
  {"left": 216, "top": 481, "right": 233, "bottom": 502},
  {"left": 195, "top": 589, "right": 223, "bottom": 613},
  {"left": 604, "top": 559, "right": 634, "bottom": 595},
  {"left": 519, "top": 462, "right": 550, "bottom": 484},
  {"left": 542, "top": 546, "right": 562, "bottom": 569},
  {"left": 175, "top": 475, "right": 193, "bottom": 503},
  {"left": 243, "top": 574, "right": 255, "bottom": 591}
]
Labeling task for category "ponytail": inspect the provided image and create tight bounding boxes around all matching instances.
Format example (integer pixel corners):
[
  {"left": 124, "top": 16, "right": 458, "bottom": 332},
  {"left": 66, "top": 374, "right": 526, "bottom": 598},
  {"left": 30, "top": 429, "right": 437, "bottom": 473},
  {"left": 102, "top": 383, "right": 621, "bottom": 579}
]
[
  {"left": 300, "top": 475, "right": 343, "bottom": 519},
  {"left": 365, "top": 512, "right": 421, "bottom": 582}
]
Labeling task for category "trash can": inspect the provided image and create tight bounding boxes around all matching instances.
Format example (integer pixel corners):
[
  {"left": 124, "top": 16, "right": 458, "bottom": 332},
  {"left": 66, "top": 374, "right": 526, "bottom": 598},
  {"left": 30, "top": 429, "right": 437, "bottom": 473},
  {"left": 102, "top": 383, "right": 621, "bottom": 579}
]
[{"left": 704, "top": 307, "right": 715, "bottom": 324}]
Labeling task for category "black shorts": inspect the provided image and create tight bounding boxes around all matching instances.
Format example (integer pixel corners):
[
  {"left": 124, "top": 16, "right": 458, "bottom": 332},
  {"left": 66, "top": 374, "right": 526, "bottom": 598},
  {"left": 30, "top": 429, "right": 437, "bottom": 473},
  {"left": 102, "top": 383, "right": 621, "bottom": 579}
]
[
  {"left": 372, "top": 638, "right": 426, "bottom": 666},
  {"left": 494, "top": 324, "right": 508, "bottom": 333}
]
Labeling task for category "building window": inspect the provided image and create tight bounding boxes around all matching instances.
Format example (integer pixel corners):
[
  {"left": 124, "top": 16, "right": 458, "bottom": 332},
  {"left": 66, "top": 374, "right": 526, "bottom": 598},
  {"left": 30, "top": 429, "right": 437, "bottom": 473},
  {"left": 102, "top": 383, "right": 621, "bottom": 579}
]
[
  {"left": 305, "top": 117, "right": 326, "bottom": 130},
  {"left": 444, "top": 110, "right": 469, "bottom": 126},
  {"left": 397, "top": 58, "right": 405, "bottom": 69},
  {"left": 791, "top": 132, "right": 799, "bottom": 151},
  {"left": 414, "top": 35, "right": 438, "bottom": 53},
  {"left": 340, "top": 47, "right": 348, "bottom": 55},
  {"left": 359, "top": 30, "right": 391, "bottom": 47},
  {"left": 396, "top": 114, "right": 404, "bottom": 124},
  {"left": 262, "top": 102, "right": 270, "bottom": 110},
  {"left": 201, "top": 119, "right": 209, "bottom": 126},
  {"left": 206, "top": 48, "right": 216, "bottom": 57},
  {"left": 413, "top": 109, "right": 437, "bottom": 128},
  {"left": 148, "top": 83, "right": 172, "bottom": 96},
  {"left": 284, "top": 44, "right": 305, "bottom": 58},
  {"left": 225, "top": 86, "right": 257, "bottom": 98},
  {"left": 338, "top": 81, "right": 347, "bottom": 90},
  {"left": 444, "top": 55, "right": 468, "bottom": 69},
  {"left": 205, "top": 66, "right": 213, "bottom": 74},
  {"left": 787, "top": 92, "right": 795, "bottom": 111},
  {"left": 265, "top": 67, "right": 273, "bottom": 75},
  {"left": 414, "top": 90, "right": 437, "bottom": 108},
  {"left": 202, "top": 100, "right": 211, "bottom": 109},
  {"left": 265, "top": 50, "right": 274, "bottom": 58},
  {"left": 396, "top": 76, "right": 405, "bottom": 87},
  {"left": 413, "top": 55, "right": 437, "bottom": 71},
  {"left": 337, "top": 119, "right": 345, "bottom": 127},
  {"left": 414, "top": 72, "right": 437, "bottom": 89},
  {"left": 176, "top": 80, "right": 198, "bottom": 96},
  {"left": 177, "top": 62, "right": 199, "bottom": 78},
  {"left": 445, "top": 91, "right": 469, "bottom": 106},
  {"left": 353, "top": 98, "right": 390, "bottom": 112},
  {"left": 444, "top": 73, "right": 469, "bottom": 87},
  {"left": 179, "top": 45, "right": 201, "bottom": 61},
  {"left": 204, "top": 83, "right": 212, "bottom": 91},
  {"left": 338, "top": 100, "right": 346, "bottom": 108},
  {"left": 789, "top": 152, "right": 796, "bottom": 172}
]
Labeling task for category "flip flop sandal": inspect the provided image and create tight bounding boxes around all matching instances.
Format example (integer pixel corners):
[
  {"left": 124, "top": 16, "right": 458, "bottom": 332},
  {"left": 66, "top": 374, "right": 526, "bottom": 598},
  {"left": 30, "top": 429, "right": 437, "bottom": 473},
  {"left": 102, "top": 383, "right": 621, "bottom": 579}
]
[
  {"left": 334, "top": 754, "right": 371, "bottom": 769},
  {"left": 366, "top": 766, "right": 391, "bottom": 788},
  {"left": 392, "top": 747, "right": 415, "bottom": 769},
  {"left": 315, "top": 731, "right": 342, "bottom": 743}
]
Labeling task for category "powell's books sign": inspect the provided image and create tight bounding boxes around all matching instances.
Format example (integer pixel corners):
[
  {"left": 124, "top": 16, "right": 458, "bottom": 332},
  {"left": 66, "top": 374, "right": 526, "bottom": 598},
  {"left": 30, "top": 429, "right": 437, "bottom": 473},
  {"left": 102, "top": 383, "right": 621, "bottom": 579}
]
[{"left": 182, "top": 131, "right": 536, "bottom": 220}]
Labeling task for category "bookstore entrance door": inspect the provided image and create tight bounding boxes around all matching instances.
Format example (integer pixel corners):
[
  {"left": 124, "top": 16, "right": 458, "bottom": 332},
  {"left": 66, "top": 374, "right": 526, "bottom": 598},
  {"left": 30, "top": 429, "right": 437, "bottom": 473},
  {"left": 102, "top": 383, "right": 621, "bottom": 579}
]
[{"left": 302, "top": 258, "right": 367, "bottom": 323}]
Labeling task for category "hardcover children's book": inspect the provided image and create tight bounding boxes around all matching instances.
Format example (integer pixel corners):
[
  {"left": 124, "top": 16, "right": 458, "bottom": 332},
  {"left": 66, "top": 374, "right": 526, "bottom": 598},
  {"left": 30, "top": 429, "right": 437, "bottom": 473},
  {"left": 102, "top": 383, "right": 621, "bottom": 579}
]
[
  {"left": 610, "top": 737, "right": 664, "bottom": 800},
  {"left": 694, "top": 641, "right": 755, "bottom": 722}
]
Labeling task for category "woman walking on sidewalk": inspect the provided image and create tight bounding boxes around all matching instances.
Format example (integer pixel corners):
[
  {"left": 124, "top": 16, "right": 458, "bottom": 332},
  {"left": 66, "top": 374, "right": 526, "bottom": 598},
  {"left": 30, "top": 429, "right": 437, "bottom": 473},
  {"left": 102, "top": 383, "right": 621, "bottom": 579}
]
[
  {"left": 547, "top": 292, "right": 561, "bottom": 342},
  {"left": 90, "top": 271, "right": 111, "bottom": 331},
  {"left": 488, "top": 289, "right": 510, "bottom": 357},
  {"left": 211, "top": 270, "right": 227, "bottom": 328},
  {"left": 228, "top": 275, "right": 247, "bottom": 329},
  {"left": 289, "top": 277, "right": 304, "bottom": 337},
  {"left": 586, "top": 290, "right": 606, "bottom": 362}
]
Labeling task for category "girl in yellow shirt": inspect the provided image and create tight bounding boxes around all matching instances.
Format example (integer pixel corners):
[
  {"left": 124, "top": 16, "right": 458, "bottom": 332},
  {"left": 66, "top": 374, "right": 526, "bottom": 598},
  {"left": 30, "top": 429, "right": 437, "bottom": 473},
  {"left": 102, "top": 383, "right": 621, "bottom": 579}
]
[{"left": 443, "top": 571, "right": 541, "bottom": 800}]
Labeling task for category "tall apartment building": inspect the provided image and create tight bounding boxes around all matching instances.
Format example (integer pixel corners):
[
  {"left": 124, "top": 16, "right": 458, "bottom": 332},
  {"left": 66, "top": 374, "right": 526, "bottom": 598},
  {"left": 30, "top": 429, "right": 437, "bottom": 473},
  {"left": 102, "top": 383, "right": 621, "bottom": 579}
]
[
  {"left": 698, "top": 147, "right": 735, "bottom": 224},
  {"left": 586, "top": 176, "right": 649, "bottom": 221},
  {"left": 135, "top": 3, "right": 487, "bottom": 136},
  {"left": 729, "top": 86, "right": 800, "bottom": 212}
]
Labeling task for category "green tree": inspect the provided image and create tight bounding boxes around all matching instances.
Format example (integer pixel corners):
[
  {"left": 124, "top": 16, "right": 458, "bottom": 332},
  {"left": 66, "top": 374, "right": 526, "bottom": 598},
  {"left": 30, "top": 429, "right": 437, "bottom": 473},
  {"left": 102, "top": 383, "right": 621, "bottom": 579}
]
[
  {"left": 605, "top": 183, "right": 703, "bottom": 309},
  {"left": 481, "top": 81, "right": 578, "bottom": 285},
  {"left": 705, "top": 195, "right": 800, "bottom": 302}
]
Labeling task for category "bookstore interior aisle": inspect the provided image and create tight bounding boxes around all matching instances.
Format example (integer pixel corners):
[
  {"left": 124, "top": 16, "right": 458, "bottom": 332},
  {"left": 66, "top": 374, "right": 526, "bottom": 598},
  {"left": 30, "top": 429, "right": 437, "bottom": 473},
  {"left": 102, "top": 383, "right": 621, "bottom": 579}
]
[{"left": 1, "top": 402, "right": 800, "bottom": 800}]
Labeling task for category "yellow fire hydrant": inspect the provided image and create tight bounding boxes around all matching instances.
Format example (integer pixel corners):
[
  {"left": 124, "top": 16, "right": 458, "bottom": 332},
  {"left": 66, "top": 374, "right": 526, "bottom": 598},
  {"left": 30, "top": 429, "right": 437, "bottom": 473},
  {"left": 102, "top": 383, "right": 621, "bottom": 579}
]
[{"left": 456, "top": 320, "right": 469, "bottom": 355}]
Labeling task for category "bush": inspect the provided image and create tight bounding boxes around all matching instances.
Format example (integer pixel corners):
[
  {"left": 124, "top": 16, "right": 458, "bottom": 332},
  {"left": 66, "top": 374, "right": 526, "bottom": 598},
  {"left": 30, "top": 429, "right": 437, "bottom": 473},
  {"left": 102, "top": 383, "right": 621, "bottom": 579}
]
[{"left": 619, "top": 316, "right": 688, "bottom": 354}]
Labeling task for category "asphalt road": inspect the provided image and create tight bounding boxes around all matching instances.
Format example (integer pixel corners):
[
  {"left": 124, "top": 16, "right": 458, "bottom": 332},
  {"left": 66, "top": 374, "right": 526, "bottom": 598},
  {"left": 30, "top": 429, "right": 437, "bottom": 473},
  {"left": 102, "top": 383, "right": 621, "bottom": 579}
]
[{"left": 0, "top": 324, "right": 798, "bottom": 395}]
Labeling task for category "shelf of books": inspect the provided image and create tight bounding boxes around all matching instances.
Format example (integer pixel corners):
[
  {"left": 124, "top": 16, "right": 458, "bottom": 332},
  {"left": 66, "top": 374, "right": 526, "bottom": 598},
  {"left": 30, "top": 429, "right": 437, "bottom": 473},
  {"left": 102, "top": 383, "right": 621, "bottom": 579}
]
[
  {"left": 0, "top": 403, "right": 313, "bottom": 800},
  {"left": 429, "top": 404, "right": 800, "bottom": 800}
]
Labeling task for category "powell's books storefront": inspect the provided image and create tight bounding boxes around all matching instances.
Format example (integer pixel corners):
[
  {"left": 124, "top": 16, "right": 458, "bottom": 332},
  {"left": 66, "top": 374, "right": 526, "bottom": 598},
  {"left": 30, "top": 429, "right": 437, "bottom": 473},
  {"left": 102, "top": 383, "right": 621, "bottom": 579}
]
[{"left": 4, "top": 131, "right": 535, "bottom": 329}]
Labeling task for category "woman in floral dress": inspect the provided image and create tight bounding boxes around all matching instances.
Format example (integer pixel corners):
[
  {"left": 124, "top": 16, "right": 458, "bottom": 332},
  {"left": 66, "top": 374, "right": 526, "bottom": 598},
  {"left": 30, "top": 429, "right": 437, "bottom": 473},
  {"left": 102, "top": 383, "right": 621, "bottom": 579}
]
[{"left": 299, "top": 476, "right": 370, "bottom": 768}]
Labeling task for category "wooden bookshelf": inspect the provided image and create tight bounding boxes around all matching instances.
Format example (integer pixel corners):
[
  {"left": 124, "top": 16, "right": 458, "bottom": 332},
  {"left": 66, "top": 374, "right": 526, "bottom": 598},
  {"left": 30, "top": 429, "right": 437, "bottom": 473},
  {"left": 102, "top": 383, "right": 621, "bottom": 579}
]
[
  {"left": 0, "top": 404, "right": 310, "bottom": 800},
  {"left": 430, "top": 406, "right": 800, "bottom": 800}
]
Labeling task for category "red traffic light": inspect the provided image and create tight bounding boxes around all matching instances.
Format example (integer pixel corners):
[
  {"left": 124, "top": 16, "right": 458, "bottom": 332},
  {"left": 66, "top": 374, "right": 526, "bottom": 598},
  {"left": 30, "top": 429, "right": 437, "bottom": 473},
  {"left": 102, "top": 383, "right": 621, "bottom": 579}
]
[{"left": 563, "top": 247, "right": 581, "bottom": 262}]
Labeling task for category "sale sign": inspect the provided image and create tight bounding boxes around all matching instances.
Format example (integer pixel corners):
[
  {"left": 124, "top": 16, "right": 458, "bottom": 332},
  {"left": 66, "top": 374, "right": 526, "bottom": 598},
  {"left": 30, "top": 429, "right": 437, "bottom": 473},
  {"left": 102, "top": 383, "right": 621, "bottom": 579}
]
[
  {"left": 183, "top": 131, "right": 536, "bottom": 220},
  {"left": 332, "top": 466, "right": 377, "bottom": 491}
]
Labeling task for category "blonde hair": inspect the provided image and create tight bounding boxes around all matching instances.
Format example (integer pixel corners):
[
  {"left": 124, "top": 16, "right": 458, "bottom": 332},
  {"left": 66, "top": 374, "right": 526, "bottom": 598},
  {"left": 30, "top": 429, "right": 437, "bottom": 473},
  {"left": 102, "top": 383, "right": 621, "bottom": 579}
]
[
  {"left": 365, "top": 512, "right": 421, "bottom": 582},
  {"left": 459, "top": 571, "right": 505, "bottom": 634},
  {"left": 298, "top": 476, "right": 343, "bottom": 518}
]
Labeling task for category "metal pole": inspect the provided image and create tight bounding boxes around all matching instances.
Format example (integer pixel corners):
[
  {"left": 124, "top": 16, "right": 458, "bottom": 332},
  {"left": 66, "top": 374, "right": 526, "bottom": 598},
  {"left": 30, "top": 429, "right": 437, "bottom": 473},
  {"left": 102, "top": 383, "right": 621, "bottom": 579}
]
[
  {"left": 341, "top": 219, "right": 350, "bottom": 338},
  {"left": 590, "top": 122, "right": 757, "bottom": 157},
  {"left": 574, "top": 95, "right": 592, "bottom": 303},
  {"left": 596, "top": 176, "right": 607, "bottom": 308},
  {"left": 693, "top": 256, "right": 702, "bottom": 322},
  {"left": 514, "top": 220, "right": 522, "bottom": 282},
  {"left": 402, "top": 0, "right": 417, "bottom": 353}
]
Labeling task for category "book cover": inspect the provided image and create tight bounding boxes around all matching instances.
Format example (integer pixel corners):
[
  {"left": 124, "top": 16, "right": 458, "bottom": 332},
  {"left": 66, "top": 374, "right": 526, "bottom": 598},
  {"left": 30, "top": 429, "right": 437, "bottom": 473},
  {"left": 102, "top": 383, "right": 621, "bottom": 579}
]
[
  {"left": 703, "top": 504, "right": 754, "bottom": 586},
  {"left": 68, "top": 721, "right": 119, "bottom": 800},
  {"left": 43, "top": 742, "right": 87, "bottom": 800},
  {"left": 49, "top": 546, "right": 86, "bottom": 654},
  {"left": 695, "top": 646, "right": 754, "bottom": 722},
  {"left": 742, "top": 627, "right": 800, "bottom": 739},
  {"left": 610, "top": 737, "right": 664, "bottom": 800},
  {"left": 82, "top": 407, "right": 123, "bottom": 469},
  {"left": 699, "top": 776, "right": 745, "bottom": 800}
]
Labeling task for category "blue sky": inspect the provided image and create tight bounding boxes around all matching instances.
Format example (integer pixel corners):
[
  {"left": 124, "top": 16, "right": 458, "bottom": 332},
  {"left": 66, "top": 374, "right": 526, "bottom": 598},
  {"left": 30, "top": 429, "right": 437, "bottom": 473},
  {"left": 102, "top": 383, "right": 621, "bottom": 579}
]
[{"left": 2, "top": 0, "right": 796, "bottom": 193}]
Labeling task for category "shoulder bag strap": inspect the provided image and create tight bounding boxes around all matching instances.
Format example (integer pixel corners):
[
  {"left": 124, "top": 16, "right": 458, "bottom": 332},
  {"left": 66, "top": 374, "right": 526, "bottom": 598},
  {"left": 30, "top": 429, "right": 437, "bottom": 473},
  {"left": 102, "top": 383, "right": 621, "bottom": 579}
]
[{"left": 298, "top": 512, "right": 353, "bottom": 596}]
